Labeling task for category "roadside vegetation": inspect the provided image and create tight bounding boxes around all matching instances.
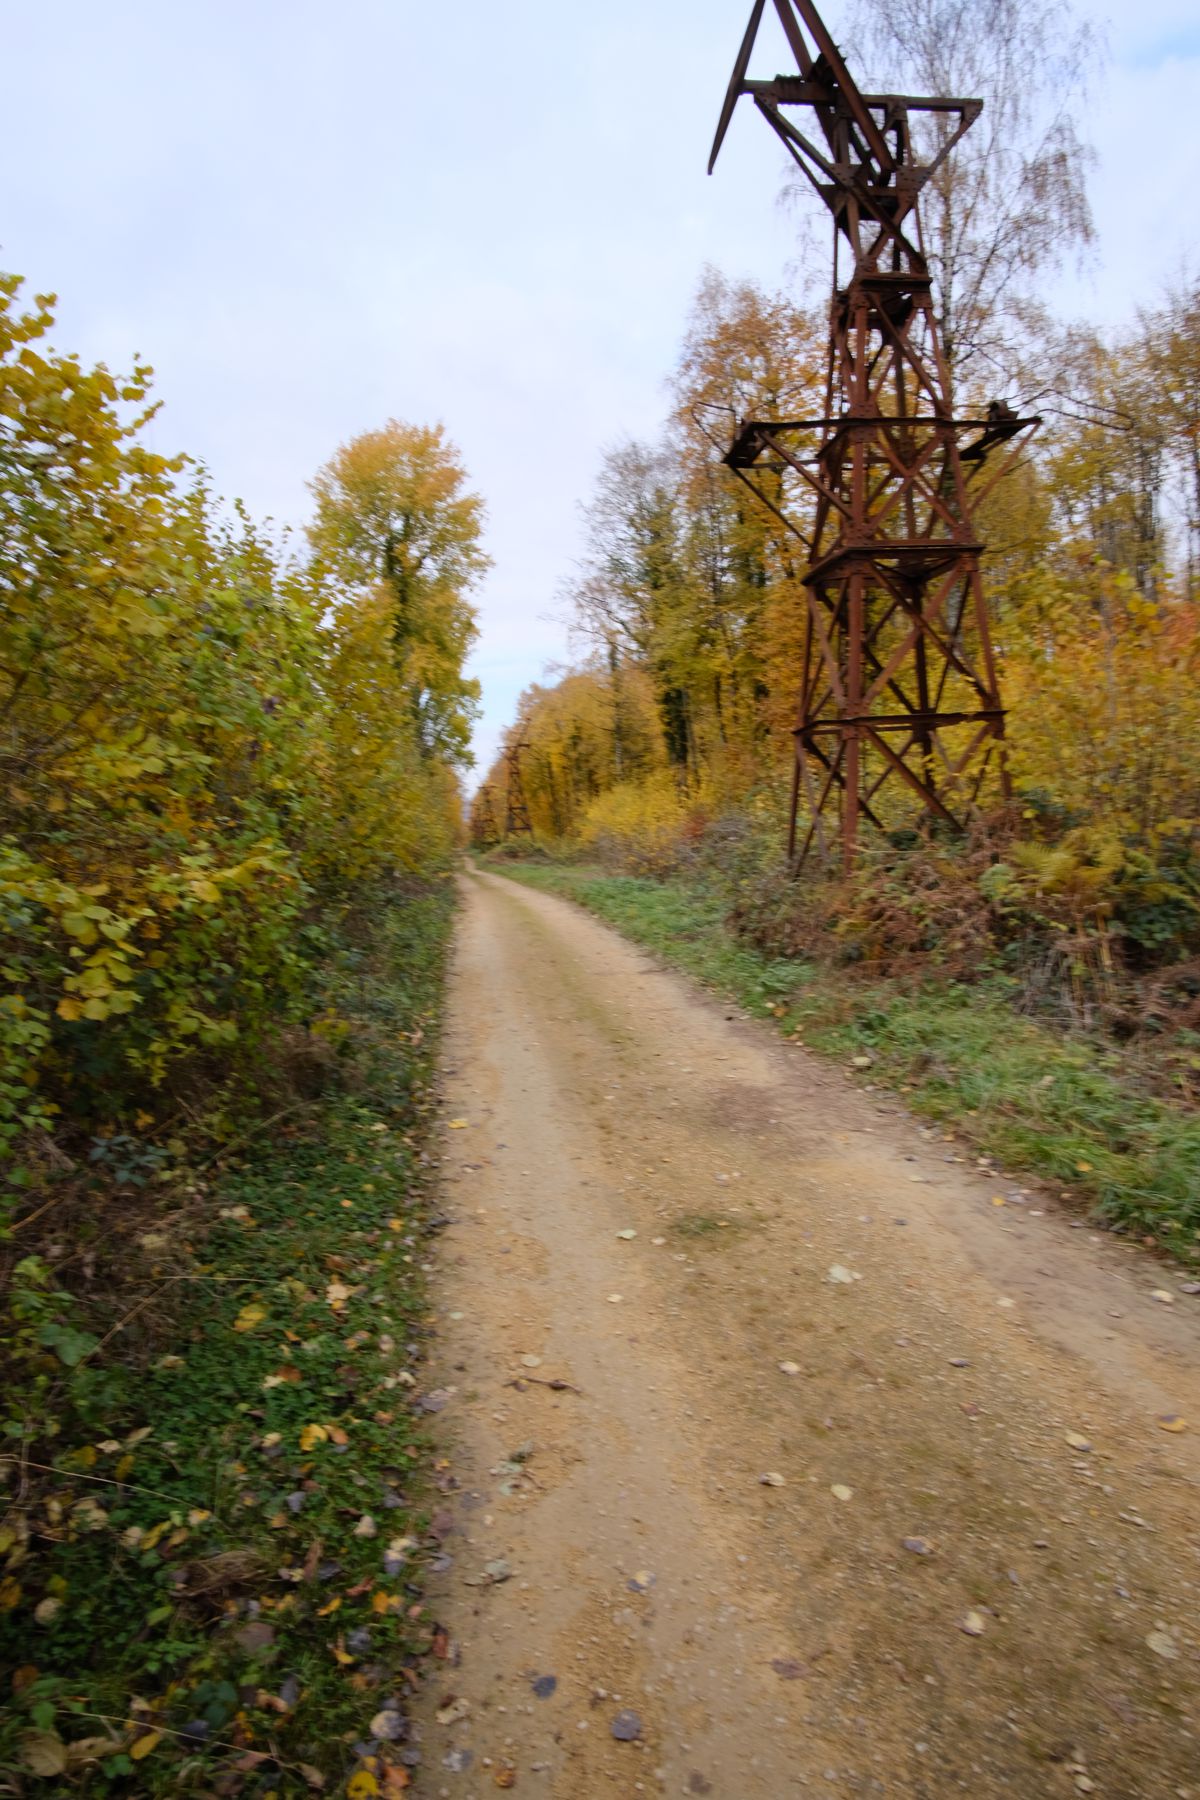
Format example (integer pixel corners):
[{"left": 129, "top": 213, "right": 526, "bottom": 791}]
[{"left": 1, "top": 273, "right": 482, "bottom": 1792}]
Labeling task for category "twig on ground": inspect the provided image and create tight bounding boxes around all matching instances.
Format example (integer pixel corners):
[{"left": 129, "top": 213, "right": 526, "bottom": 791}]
[
  {"left": 6, "top": 1460, "right": 191, "bottom": 1505},
  {"left": 198, "top": 1101, "right": 315, "bottom": 1171},
  {"left": 504, "top": 1375, "right": 582, "bottom": 1394}
]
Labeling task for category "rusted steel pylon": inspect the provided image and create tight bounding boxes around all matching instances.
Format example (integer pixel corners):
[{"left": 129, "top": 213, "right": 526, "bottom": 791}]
[
  {"left": 503, "top": 743, "right": 533, "bottom": 837},
  {"left": 472, "top": 784, "right": 499, "bottom": 847},
  {"left": 708, "top": 0, "right": 1039, "bottom": 872}
]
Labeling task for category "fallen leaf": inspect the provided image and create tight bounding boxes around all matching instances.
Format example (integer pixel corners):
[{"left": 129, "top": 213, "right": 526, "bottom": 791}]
[
  {"left": 607, "top": 1294, "right": 623, "bottom": 1304},
  {"left": 299, "top": 1423, "right": 329, "bottom": 1451},
  {"left": 263, "top": 1365, "right": 302, "bottom": 1390},
  {"left": 347, "top": 1774, "right": 380, "bottom": 1799},
  {"left": 233, "top": 1303, "right": 267, "bottom": 1333},
  {"left": 298, "top": 1765, "right": 327, "bottom": 1791},
  {"left": 830, "top": 1484, "right": 853, "bottom": 1502},
  {"left": 494, "top": 1768, "right": 516, "bottom": 1789},
  {"left": 1157, "top": 1414, "right": 1187, "bottom": 1433},
  {"left": 447, "top": 1119, "right": 469, "bottom": 1129},
  {"left": 1065, "top": 1432, "right": 1092, "bottom": 1452},
  {"left": 1151, "top": 1289, "right": 1175, "bottom": 1305},
  {"left": 65, "top": 1736, "right": 123, "bottom": 1768},
  {"left": 960, "top": 1610, "right": 986, "bottom": 1638},
  {"left": 20, "top": 1731, "right": 67, "bottom": 1778},
  {"left": 353, "top": 1515, "right": 377, "bottom": 1537},
  {"left": 437, "top": 1696, "right": 470, "bottom": 1726},
  {"left": 130, "top": 1731, "right": 163, "bottom": 1761}
]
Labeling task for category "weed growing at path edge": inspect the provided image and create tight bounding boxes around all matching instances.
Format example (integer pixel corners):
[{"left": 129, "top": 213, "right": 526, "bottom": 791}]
[{"left": 0, "top": 888, "right": 454, "bottom": 1796}]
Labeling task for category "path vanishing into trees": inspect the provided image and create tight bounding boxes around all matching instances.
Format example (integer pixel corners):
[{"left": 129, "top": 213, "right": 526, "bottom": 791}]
[{"left": 412, "top": 869, "right": 1200, "bottom": 1798}]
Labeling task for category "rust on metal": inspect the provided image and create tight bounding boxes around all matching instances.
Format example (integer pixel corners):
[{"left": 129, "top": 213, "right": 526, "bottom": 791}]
[
  {"left": 471, "top": 783, "right": 500, "bottom": 847},
  {"left": 503, "top": 742, "right": 533, "bottom": 838},
  {"left": 708, "top": 0, "right": 1039, "bottom": 872}
]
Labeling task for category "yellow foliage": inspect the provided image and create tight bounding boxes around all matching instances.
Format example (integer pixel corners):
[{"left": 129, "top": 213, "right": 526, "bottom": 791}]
[
  {"left": 577, "top": 772, "right": 708, "bottom": 876},
  {"left": 1004, "top": 572, "right": 1200, "bottom": 838},
  {"left": 0, "top": 276, "right": 479, "bottom": 1149}
]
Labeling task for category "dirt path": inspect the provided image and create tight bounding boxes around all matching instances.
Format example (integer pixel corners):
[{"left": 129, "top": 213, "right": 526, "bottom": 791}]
[{"left": 410, "top": 868, "right": 1200, "bottom": 1799}]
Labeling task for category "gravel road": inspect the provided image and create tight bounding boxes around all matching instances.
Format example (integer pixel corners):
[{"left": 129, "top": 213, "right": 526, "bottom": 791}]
[{"left": 410, "top": 868, "right": 1200, "bottom": 1799}]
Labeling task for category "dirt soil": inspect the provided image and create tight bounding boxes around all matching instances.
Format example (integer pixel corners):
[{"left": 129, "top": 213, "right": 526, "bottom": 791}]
[{"left": 409, "top": 867, "right": 1200, "bottom": 1799}]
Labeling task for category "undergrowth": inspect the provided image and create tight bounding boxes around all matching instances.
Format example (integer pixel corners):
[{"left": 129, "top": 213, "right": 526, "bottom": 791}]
[
  {"left": 0, "top": 884, "right": 455, "bottom": 1797},
  {"left": 494, "top": 862, "right": 1200, "bottom": 1259}
]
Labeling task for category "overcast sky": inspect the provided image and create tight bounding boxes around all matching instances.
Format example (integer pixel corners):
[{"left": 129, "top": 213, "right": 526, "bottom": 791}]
[{"left": 4, "top": 0, "right": 1198, "bottom": 781}]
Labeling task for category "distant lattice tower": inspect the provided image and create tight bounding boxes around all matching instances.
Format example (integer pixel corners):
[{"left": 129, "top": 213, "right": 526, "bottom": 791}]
[
  {"left": 503, "top": 743, "right": 533, "bottom": 837},
  {"left": 708, "top": 0, "right": 1039, "bottom": 872},
  {"left": 472, "top": 784, "right": 500, "bottom": 847}
]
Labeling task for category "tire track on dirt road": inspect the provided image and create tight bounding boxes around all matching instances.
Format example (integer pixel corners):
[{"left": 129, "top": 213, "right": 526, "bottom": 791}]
[{"left": 410, "top": 868, "right": 1200, "bottom": 1799}]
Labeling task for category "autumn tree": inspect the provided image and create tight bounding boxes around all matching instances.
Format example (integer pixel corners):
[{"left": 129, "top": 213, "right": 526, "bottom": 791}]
[
  {"left": 1144, "top": 276, "right": 1200, "bottom": 595},
  {"left": 844, "top": 0, "right": 1101, "bottom": 389},
  {"left": 563, "top": 273, "right": 827, "bottom": 790},
  {"left": 0, "top": 275, "right": 480, "bottom": 1146},
  {"left": 668, "top": 270, "right": 825, "bottom": 753},
  {"left": 1043, "top": 327, "right": 1167, "bottom": 597},
  {"left": 308, "top": 421, "right": 488, "bottom": 764}
]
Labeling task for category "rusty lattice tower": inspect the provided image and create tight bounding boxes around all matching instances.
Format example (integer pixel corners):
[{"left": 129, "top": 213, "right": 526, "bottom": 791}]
[
  {"left": 472, "top": 784, "right": 499, "bottom": 847},
  {"left": 709, "top": 0, "right": 1038, "bottom": 871},
  {"left": 503, "top": 743, "right": 533, "bottom": 838}
]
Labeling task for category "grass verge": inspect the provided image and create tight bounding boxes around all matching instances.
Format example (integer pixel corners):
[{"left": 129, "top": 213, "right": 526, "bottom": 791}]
[
  {"left": 492, "top": 861, "right": 1200, "bottom": 1259},
  {"left": 1, "top": 885, "right": 455, "bottom": 1797}
]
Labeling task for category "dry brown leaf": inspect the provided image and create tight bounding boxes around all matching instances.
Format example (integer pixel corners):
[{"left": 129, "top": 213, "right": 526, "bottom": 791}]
[{"left": 20, "top": 1730, "right": 67, "bottom": 1777}]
